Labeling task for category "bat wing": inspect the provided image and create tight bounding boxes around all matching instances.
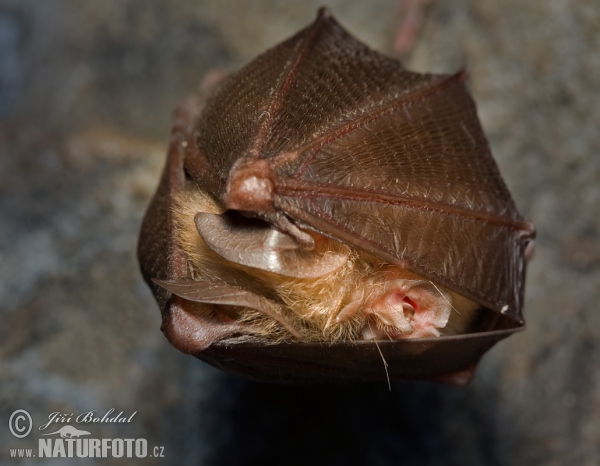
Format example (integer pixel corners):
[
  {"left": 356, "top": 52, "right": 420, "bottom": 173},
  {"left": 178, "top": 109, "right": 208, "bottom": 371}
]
[
  {"left": 270, "top": 73, "right": 534, "bottom": 319},
  {"left": 139, "top": 9, "right": 536, "bottom": 383},
  {"left": 193, "top": 9, "right": 535, "bottom": 319}
]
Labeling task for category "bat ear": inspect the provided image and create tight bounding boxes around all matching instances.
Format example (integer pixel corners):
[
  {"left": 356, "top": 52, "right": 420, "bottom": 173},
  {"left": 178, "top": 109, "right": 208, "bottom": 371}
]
[
  {"left": 153, "top": 278, "right": 302, "bottom": 339},
  {"left": 194, "top": 212, "right": 350, "bottom": 278}
]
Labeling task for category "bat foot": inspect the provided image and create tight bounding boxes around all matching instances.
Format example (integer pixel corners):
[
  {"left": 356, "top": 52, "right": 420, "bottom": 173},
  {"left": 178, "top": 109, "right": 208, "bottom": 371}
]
[{"left": 394, "top": 0, "right": 432, "bottom": 56}]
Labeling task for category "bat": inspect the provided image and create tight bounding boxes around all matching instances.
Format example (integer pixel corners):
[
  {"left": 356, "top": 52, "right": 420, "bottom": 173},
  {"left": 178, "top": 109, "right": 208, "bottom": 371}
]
[{"left": 137, "top": 8, "right": 535, "bottom": 384}]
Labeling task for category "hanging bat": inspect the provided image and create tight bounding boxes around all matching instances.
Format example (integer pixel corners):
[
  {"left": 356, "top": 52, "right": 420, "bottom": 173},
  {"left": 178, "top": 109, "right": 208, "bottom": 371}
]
[{"left": 137, "top": 8, "right": 535, "bottom": 384}]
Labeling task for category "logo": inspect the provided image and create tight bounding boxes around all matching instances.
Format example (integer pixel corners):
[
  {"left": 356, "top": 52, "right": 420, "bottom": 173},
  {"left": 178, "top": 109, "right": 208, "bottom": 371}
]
[
  {"left": 7, "top": 408, "right": 165, "bottom": 459},
  {"left": 9, "top": 410, "right": 32, "bottom": 438},
  {"left": 41, "top": 426, "right": 91, "bottom": 438}
]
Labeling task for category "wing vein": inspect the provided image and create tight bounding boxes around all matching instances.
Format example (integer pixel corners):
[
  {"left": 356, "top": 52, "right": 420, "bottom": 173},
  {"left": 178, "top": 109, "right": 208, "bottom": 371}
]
[
  {"left": 249, "top": 12, "right": 329, "bottom": 160},
  {"left": 291, "top": 71, "right": 468, "bottom": 178},
  {"left": 276, "top": 183, "right": 535, "bottom": 235}
]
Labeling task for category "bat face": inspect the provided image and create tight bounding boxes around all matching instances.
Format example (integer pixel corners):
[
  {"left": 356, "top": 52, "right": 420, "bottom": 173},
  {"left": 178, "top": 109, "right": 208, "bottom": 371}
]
[{"left": 137, "top": 8, "right": 535, "bottom": 384}]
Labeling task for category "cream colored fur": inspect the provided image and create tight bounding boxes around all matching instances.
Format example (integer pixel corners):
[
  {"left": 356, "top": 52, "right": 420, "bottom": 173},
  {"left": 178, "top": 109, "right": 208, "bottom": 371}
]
[{"left": 171, "top": 181, "right": 479, "bottom": 342}]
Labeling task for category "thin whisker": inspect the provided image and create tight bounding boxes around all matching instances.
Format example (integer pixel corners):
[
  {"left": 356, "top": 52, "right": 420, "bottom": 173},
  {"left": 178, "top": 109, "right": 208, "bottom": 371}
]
[
  {"left": 429, "top": 280, "right": 460, "bottom": 315},
  {"left": 373, "top": 338, "right": 391, "bottom": 391}
]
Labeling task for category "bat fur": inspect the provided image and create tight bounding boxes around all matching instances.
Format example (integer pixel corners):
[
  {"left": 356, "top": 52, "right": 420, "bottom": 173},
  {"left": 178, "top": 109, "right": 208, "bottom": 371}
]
[{"left": 171, "top": 180, "right": 479, "bottom": 343}]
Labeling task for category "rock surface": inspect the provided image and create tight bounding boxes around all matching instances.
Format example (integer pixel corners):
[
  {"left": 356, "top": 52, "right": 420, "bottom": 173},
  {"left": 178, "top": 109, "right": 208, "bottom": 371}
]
[{"left": 1, "top": 1, "right": 598, "bottom": 464}]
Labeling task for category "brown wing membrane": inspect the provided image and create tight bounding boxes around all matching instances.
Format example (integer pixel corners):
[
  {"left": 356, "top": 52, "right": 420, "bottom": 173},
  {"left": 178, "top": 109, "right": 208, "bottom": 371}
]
[
  {"left": 271, "top": 73, "right": 533, "bottom": 317},
  {"left": 194, "top": 9, "right": 534, "bottom": 319}
]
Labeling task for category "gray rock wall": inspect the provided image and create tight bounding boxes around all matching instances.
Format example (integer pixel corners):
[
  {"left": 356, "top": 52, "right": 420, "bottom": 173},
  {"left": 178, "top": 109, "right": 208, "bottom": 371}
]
[{"left": 1, "top": 1, "right": 598, "bottom": 464}]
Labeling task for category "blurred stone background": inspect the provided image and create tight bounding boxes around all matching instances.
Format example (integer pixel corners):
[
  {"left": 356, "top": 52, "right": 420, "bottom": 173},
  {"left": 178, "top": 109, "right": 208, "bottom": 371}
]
[{"left": 0, "top": 0, "right": 598, "bottom": 464}]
